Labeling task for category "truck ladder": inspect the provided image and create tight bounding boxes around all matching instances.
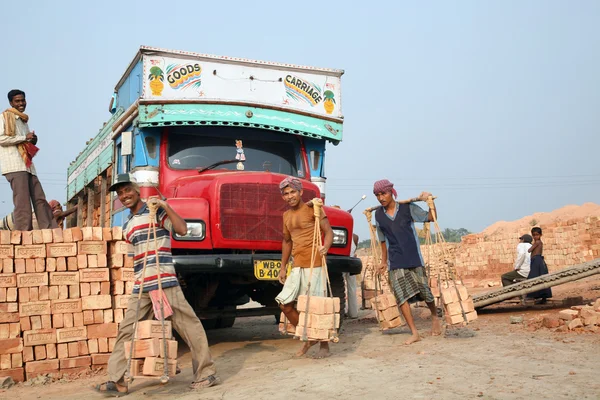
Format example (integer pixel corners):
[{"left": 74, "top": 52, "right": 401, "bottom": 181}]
[{"left": 473, "top": 258, "right": 600, "bottom": 309}]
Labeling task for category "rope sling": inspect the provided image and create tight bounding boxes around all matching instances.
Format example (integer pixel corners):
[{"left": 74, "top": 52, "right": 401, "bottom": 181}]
[
  {"left": 124, "top": 199, "right": 170, "bottom": 384},
  {"left": 300, "top": 198, "right": 339, "bottom": 343}
]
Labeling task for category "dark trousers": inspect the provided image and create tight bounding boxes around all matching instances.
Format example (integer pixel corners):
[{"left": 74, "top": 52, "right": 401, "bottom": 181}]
[
  {"left": 501, "top": 270, "right": 526, "bottom": 287},
  {"left": 4, "top": 171, "right": 57, "bottom": 231}
]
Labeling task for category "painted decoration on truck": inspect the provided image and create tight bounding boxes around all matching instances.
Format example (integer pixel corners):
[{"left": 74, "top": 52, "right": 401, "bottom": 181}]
[
  {"left": 142, "top": 55, "right": 343, "bottom": 119},
  {"left": 148, "top": 66, "right": 165, "bottom": 96},
  {"left": 284, "top": 75, "right": 323, "bottom": 106},
  {"left": 166, "top": 63, "right": 202, "bottom": 90}
]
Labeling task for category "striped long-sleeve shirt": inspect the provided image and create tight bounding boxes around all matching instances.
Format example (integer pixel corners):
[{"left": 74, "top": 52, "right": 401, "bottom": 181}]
[{"left": 123, "top": 203, "right": 179, "bottom": 293}]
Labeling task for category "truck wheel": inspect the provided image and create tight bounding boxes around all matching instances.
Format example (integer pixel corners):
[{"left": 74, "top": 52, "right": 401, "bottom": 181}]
[
  {"left": 201, "top": 306, "right": 236, "bottom": 330},
  {"left": 329, "top": 272, "right": 346, "bottom": 328}
]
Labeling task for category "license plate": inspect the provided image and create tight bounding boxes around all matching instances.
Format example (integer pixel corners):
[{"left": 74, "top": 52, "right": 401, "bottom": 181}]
[{"left": 254, "top": 260, "right": 292, "bottom": 281}]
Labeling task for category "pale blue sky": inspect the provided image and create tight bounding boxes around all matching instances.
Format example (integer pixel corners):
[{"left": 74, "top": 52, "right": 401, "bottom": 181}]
[{"left": 1, "top": 1, "right": 598, "bottom": 240}]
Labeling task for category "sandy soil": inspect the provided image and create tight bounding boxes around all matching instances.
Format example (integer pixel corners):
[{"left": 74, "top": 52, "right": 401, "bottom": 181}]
[{"left": 2, "top": 278, "right": 599, "bottom": 400}]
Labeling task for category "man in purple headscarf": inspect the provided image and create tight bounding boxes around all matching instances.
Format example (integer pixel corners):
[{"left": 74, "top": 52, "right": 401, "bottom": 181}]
[
  {"left": 275, "top": 176, "right": 334, "bottom": 359},
  {"left": 372, "top": 179, "right": 441, "bottom": 344}
]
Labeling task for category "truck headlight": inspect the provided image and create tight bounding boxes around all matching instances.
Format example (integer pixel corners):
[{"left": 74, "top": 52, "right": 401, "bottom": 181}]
[
  {"left": 332, "top": 228, "right": 348, "bottom": 247},
  {"left": 174, "top": 221, "right": 205, "bottom": 241}
]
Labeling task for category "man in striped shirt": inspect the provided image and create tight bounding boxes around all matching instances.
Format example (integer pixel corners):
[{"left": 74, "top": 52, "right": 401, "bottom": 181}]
[{"left": 96, "top": 174, "right": 219, "bottom": 396}]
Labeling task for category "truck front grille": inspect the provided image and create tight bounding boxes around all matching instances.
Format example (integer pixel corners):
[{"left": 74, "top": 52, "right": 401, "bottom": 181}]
[{"left": 219, "top": 183, "right": 317, "bottom": 241}]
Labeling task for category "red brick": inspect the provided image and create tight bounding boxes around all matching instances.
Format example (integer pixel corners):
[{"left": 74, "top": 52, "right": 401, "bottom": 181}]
[
  {"left": 19, "top": 301, "right": 51, "bottom": 317},
  {"left": 89, "top": 282, "right": 100, "bottom": 295},
  {"left": 41, "top": 315, "right": 52, "bottom": 329},
  {"left": 124, "top": 338, "right": 160, "bottom": 358},
  {"left": 97, "top": 254, "right": 108, "bottom": 268},
  {"left": 9, "top": 323, "right": 20, "bottom": 339},
  {"left": 25, "top": 259, "right": 35, "bottom": 273},
  {"left": 67, "top": 342, "right": 79, "bottom": 358},
  {"left": 78, "top": 340, "right": 89, "bottom": 355},
  {"left": 136, "top": 320, "right": 172, "bottom": 340},
  {"left": 81, "top": 228, "right": 93, "bottom": 241},
  {"left": 21, "top": 231, "right": 33, "bottom": 246},
  {"left": 39, "top": 285, "right": 49, "bottom": 301},
  {"left": 87, "top": 323, "right": 118, "bottom": 339},
  {"left": 0, "top": 231, "right": 11, "bottom": 245},
  {"left": 10, "top": 231, "right": 21, "bottom": 245},
  {"left": 83, "top": 310, "right": 95, "bottom": 325},
  {"left": 103, "top": 310, "right": 113, "bottom": 324},
  {"left": 30, "top": 316, "right": 42, "bottom": 330},
  {"left": 73, "top": 312, "right": 84, "bottom": 327},
  {"left": 142, "top": 357, "right": 177, "bottom": 376},
  {"left": 22, "top": 346, "right": 34, "bottom": 362},
  {"left": 102, "top": 228, "right": 112, "bottom": 242},
  {"left": 51, "top": 299, "right": 82, "bottom": 315},
  {"left": 87, "top": 339, "right": 98, "bottom": 354},
  {"left": 11, "top": 352, "right": 22, "bottom": 368},
  {"left": 16, "top": 272, "right": 48, "bottom": 288},
  {"left": 52, "top": 314, "right": 64, "bottom": 329},
  {"left": 111, "top": 226, "right": 123, "bottom": 241},
  {"left": 62, "top": 229, "right": 73, "bottom": 243},
  {"left": 92, "top": 227, "right": 103, "bottom": 241},
  {"left": 91, "top": 353, "right": 110, "bottom": 365},
  {"left": 109, "top": 254, "right": 124, "bottom": 268},
  {"left": 80, "top": 268, "right": 109, "bottom": 283},
  {"left": 14, "top": 259, "right": 25, "bottom": 274},
  {"left": 42, "top": 229, "right": 54, "bottom": 244},
  {"left": 48, "top": 286, "right": 59, "bottom": 300},
  {"left": 29, "top": 287, "right": 39, "bottom": 301},
  {"left": 34, "top": 344, "right": 47, "bottom": 360},
  {"left": 77, "top": 241, "right": 107, "bottom": 255},
  {"left": 57, "top": 343, "right": 69, "bottom": 359},
  {"left": 80, "top": 282, "right": 91, "bottom": 297},
  {"left": 14, "top": 245, "right": 46, "bottom": 259},
  {"left": 63, "top": 313, "right": 73, "bottom": 328},
  {"left": 46, "top": 343, "right": 57, "bottom": 359},
  {"left": 56, "top": 326, "right": 87, "bottom": 343},
  {"left": 82, "top": 295, "right": 112, "bottom": 310},
  {"left": 60, "top": 355, "right": 91, "bottom": 369},
  {"left": 0, "top": 338, "right": 23, "bottom": 355},
  {"left": 97, "top": 338, "right": 108, "bottom": 353},
  {"left": 59, "top": 285, "right": 69, "bottom": 300},
  {"left": 46, "top": 243, "right": 77, "bottom": 258},
  {"left": 0, "top": 245, "right": 14, "bottom": 259},
  {"left": 32, "top": 231, "right": 43, "bottom": 244},
  {"left": 0, "top": 273, "right": 16, "bottom": 288},
  {"left": 559, "top": 309, "right": 579, "bottom": 320},
  {"left": 93, "top": 310, "right": 104, "bottom": 324},
  {"left": 0, "top": 367, "right": 24, "bottom": 382},
  {"left": 67, "top": 257, "right": 78, "bottom": 271},
  {"left": 1, "top": 353, "right": 12, "bottom": 369},
  {"left": 20, "top": 317, "right": 31, "bottom": 332},
  {"left": 23, "top": 329, "right": 56, "bottom": 346},
  {"left": 60, "top": 365, "right": 91, "bottom": 377},
  {"left": 24, "top": 359, "right": 60, "bottom": 379},
  {"left": 0, "top": 313, "right": 19, "bottom": 324},
  {"left": 2, "top": 259, "right": 14, "bottom": 274},
  {"left": 77, "top": 255, "right": 88, "bottom": 269},
  {"left": 52, "top": 229, "right": 64, "bottom": 243},
  {"left": 56, "top": 257, "right": 67, "bottom": 272},
  {"left": 69, "top": 284, "right": 79, "bottom": 299},
  {"left": 70, "top": 228, "right": 83, "bottom": 242}
]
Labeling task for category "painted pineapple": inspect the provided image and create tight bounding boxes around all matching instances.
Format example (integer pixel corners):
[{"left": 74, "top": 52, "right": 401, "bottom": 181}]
[
  {"left": 323, "top": 90, "right": 335, "bottom": 114},
  {"left": 148, "top": 66, "right": 165, "bottom": 96}
]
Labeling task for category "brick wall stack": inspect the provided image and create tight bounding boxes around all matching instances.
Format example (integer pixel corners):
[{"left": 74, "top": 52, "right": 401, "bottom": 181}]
[
  {"left": 418, "top": 216, "right": 600, "bottom": 286},
  {"left": 0, "top": 227, "right": 134, "bottom": 382}
]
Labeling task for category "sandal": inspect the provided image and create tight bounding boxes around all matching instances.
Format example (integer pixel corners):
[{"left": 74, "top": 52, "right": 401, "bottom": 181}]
[
  {"left": 93, "top": 381, "right": 129, "bottom": 397},
  {"left": 189, "top": 375, "right": 220, "bottom": 390}
]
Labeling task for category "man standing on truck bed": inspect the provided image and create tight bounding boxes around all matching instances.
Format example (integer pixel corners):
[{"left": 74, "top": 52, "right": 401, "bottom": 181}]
[
  {"left": 94, "top": 174, "right": 219, "bottom": 396},
  {"left": 373, "top": 179, "right": 441, "bottom": 345},
  {"left": 276, "top": 177, "right": 334, "bottom": 359},
  {"left": 0, "top": 90, "right": 56, "bottom": 231}
]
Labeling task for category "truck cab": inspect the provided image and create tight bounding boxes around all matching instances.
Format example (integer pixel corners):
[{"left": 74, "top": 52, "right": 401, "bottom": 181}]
[{"left": 66, "top": 46, "right": 362, "bottom": 327}]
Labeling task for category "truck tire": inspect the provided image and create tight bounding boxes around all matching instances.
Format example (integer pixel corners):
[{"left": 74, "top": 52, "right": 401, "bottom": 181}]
[
  {"left": 328, "top": 272, "right": 346, "bottom": 328},
  {"left": 200, "top": 306, "right": 236, "bottom": 330}
]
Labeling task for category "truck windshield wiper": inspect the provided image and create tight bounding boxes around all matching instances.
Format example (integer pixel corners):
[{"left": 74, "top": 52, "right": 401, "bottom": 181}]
[{"left": 197, "top": 159, "right": 244, "bottom": 173}]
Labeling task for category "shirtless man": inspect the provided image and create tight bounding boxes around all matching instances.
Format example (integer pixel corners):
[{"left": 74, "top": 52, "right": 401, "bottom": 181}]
[{"left": 275, "top": 177, "right": 334, "bottom": 358}]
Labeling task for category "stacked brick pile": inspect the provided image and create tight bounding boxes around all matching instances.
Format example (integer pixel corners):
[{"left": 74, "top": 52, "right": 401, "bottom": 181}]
[
  {"left": 124, "top": 320, "right": 177, "bottom": 377},
  {"left": 439, "top": 284, "right": 477, "bottom": 325},
  {"left": 0, "top": 227, "right": 134, "bottom": 382},
  {"left": 417, "top": 215, "right": 600, "bottom": 286},
  {"left": 555, "top": 298, "right": 600, "bottom": 331},
  {"left": 295, "top": 295, "right": 340, "bottom": 341},
  {"left": 370, "top": 293, "right": 403, "bottom": 330}
]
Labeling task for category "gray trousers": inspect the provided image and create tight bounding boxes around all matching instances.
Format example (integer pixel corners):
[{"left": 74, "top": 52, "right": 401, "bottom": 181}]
[
  {"left": 108, "top": 286, "right": 216, "bottom": 383},
  {"left": 343, "top": 272, "right": 358, "bottom": 318},
  {"left": 4, "top": 171, "right": 56, "bottom": 231}
]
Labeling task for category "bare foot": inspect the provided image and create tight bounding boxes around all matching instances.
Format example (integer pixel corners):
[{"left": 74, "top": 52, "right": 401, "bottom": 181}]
[
  {"left": 404, "top": 333, "right": 421, "bottom": 345},
  {"left": 431, "top": 317, "right": 442, "bottom": 336},
  {"left": 295, "top": 341, "right": 317, "bottom": 357},
  {"left": 313, "top": 342, "right": 330, "bottom": 359}
]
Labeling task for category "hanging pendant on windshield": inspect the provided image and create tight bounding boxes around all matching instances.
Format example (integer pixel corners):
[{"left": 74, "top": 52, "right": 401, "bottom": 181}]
[{"left": 235, "top": 139, "right": 246, "bottom": 170}]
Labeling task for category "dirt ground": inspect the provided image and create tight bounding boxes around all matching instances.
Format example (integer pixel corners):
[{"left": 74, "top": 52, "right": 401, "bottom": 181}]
[{"left": 2, "top": 277, "right": 599, "bottom": 400}]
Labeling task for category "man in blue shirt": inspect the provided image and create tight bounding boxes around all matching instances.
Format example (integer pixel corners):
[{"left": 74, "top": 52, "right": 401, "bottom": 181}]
[{"left": 373, "top": 179, "right": 441, "bottom": 345}]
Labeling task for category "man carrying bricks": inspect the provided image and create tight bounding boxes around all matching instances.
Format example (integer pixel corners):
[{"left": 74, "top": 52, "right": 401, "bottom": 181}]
[
  {"left": 94, "top": 174, "right": 218, "bottom": 396},
  {"left": 372, "top": 179, "right": 441, "bottom": 345},
  {"left": 276, "top": 177, "right": 334, "bottom": 359}
]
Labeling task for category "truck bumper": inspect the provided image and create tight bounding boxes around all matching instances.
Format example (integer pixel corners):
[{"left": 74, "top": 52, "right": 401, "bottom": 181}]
[{"left": 173, "top": 254, "right": 362, "bottom": 276}]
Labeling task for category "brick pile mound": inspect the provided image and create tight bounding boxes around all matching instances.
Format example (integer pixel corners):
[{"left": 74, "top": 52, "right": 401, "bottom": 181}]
[
  {"left": 529, "top": 298, "right": 600, "bottom": 333},
  {"left": 0, "top": 227, "right": 134, "bottom": 382},
  {"left": 418, "top": 203, "right": 600, "bottom": 285}
]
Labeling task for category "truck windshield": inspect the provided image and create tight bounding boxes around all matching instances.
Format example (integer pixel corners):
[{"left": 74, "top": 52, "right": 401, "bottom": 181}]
[{"left": 167, "top": 126, "right": 301, "bottom": 176}]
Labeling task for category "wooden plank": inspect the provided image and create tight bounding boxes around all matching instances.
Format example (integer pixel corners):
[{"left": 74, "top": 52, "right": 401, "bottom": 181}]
[
  {"left": 87, "top": 187, "right": 94, "bottom": 228},
  {"left": 99, "top": 173, "right": 106, "bottom": 228}
]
